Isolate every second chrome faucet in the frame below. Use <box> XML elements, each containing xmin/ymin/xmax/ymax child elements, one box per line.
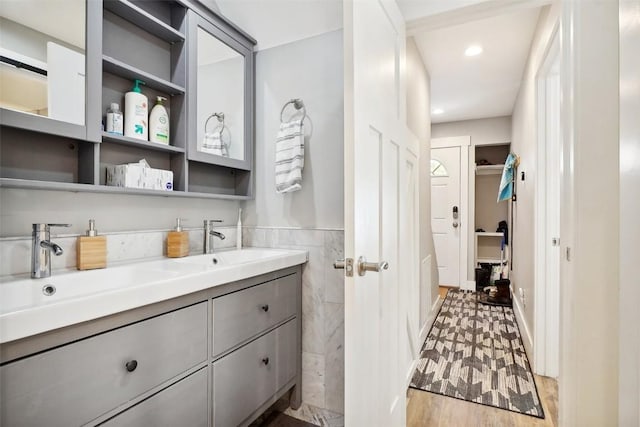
<box><xmin>203</xmin><ymin>220</ymin><xmax>225</xmax><ymax>254</ymax></box>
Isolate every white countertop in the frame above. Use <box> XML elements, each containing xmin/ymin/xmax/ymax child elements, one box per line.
<box><xmin>0</xmin><ymin>248</ymin><xmax>308</xmax><ymax>344</ymax></box>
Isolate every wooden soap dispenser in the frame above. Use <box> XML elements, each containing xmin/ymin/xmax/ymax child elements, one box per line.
<box><xmin>77</xmin><ymin>219</ymin><xmax>107</xmax><ymax>270</ymax></box>
<box><xmin>167</xmin><ymin>218</ymin><xmax>189</xmax><ymax>258</ymax></box>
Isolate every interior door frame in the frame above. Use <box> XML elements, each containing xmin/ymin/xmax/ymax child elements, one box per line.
<box><xmin>534</xmin><ymin>25</ymin><xmax>560</xmax><ymax>377</ymax></box>
<box><xmin>431</xmin><ymin>136</ymin><xmax>471</xmax><ymax>290</ymax></box>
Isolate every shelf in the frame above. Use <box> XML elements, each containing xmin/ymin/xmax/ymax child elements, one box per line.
<box><xmin>476</xmin><ymin>164</ymin><xmax>504</xmax><ymax>175</ymax></box>
<box><xmin>102</xmin><ymin>56</ymin><xmax>185</xmax><ymax>95</ymax></box>
<box><xmin>102</xmin><ymin>132</ymin><xmax>185</xmax><ymax>154</ymax></box>
<box><xmin>477</xmin><ymin>258</ymin><xmax>506</xmax><ymax>264</ymax></box>
<box><xmin>0</xmin><ymin>178</ymin><xmax>251</xmax><ymax>201</ymax></box>
<box><xmin>103</xmin><ymin>0</ymin><xmax>185</xmax><ymax>43</ymax></box>
<box><xmin>475</xmin><ymin>232</ymin><xmax>504</xmax><ymax>237</ymax></box>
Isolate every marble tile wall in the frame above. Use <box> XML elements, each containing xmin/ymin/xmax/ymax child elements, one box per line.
<box><xmin>243</xmin><ymin>227</ymin><xmax>345</xmax><ymax>415</ymax></box>
<box><xmin>0</xmin><ymin>226</ymin><xmax>237</xmax><ymax>277</ymax></box>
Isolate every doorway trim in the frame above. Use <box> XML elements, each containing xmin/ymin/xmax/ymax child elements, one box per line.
<box><xmin>534</xmin><ymin>25</ymin><xmax>560</xmax><ymax>377</ymax></box>
<box><xmin>431</xmin><ymin>136</ymin><xmax>472</xmax><ymax>290</ymax></box>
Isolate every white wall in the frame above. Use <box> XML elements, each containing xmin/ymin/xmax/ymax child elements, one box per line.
<box><xmin>0</xmin><ymin>188</ymin><xmax>240</xmax><ymax>238</ymax></box>
<box><xmin>431</xmin><ymin>116</ymin><xmax>511</xmax><ymax>146</ymax></box>
<box><xmin>560</xmin><ymin>0</ymin><xmax>620</xmax><ymax>424</ymax></box>
<box><xmin>619</xmin><ymin>0</ymin><xmax>639</xmax><ymax>424</ymax></box>
<box><xmin>510</xmin><ymin>4</ymin><xmax>559</xmax><ymax>346</ymax></box>
<box><xmin>407</xmin><ymin>37</ymin><xmax>439</xmax><ymax>321</ymax></box>
<box><xmin>243</xmin><ymin>30</ymin><xmax>344</xmax><ymax>229</ymax></box>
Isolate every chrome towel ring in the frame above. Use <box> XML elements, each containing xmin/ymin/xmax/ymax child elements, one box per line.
<box><xmin>280</xmin><ymin>99</ymin><xmax>306</xmax><ymax>123</ymax></box>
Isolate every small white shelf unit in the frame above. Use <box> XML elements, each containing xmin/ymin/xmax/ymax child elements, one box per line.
<box><xmin>475</xmin><ymin>164</ymin><xmax>505</xmax><ymax>175</ymax></box>
<box><xmin>475</xmin><ymin>232</ymin><xmax>508</xmax><ymax>266</ymax></box>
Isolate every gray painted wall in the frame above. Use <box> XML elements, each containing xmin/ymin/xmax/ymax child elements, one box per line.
<box><xmin>242</xmin><ymin>30</ymin><xmax>344</xmax><ymax>229</ymax></box>
<box><xmin>431</xmin><ymin>116</ymin><xmax>512</xmax><ymax>146</ymax></box>
<box><xmin>0</xmin><ymin>188</ymin><xmax>240</xmax><ymax>238</ymax></box>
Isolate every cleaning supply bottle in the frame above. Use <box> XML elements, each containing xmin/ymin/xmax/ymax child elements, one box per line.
<box><xmin>167</xmin><ymin>218</ymin><xmax>189</xmax><ymax>258</ymax></box>
<box><xmin>149</xmin><ymin>96</ymin><xmax>169</xmax><ymax>144</ymax></box>
<box><xmin>106</xmin><ymin>103</ymin><xmax>123</xmax><ymax>135</ymax></box>
<box><xmin>124</xmin><ymin>79</ymin><xmax>148</xmax><ymax>141</ymax></box>
<box><xmin>77</xmin><ymin>219</ymin><xmax>107</xmax><ymax>270</ymax></box>
<box><xmin>236</xmin><ymin>208</ymin><xmax>242</xmax><ymax>250</ymax></box>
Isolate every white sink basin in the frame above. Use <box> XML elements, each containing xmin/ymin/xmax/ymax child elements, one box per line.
<box><xmin>172</xmin><ymin>248</ymin><xmax>295</xmax><ymax>267</ymax></box>
<box><xmin>0</xmin><ymin>266</ymin><xmax>182</xmax><ymax>315</ymax></box>
<box><xmin>0</xmin><ymin>248</ymin><xmax>308</xmax><ymax>344</ymax></box>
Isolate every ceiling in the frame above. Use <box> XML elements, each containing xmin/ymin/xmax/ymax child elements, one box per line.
<box><xmin>214</xmin><ymin>1</ymin><xmax>541</xmax><ymax>124</ymax></box>
<box><xmin>412</xmin><ymin>7</ymin><xmax>542</xmax><ymax>123</ymax></box>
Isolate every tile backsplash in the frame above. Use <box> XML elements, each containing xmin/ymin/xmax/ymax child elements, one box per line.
<box><xmin>0</xmin><ymin>226</ymin><xmax>237</xmax><ymax>277</ymax></box>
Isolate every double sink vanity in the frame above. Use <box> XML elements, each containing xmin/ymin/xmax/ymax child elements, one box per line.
<box><xmin>0</xmin><ymin>248</ymin><xmax>308</xmax><ymax>426</ymax></box>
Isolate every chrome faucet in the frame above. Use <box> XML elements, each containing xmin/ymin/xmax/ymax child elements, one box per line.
<box><xmin>203</xmin><ymin>220</ymin><xmax>225</xmax><ymax>254</ymax></box>
<box><xmin>32</xmin><ymin>223</ymin><xmax>71</xmax><ymax>279</ymax></box>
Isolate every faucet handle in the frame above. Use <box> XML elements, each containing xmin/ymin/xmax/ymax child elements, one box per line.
<box><xmin>47</xmin><ymin>224</ymin><xmax>72</xmax><ymax>228</ymax></box>
<box><xmin>32</xmin><ymin>223</ymin><xmax>72</xmax><ymax>233</ymax></box>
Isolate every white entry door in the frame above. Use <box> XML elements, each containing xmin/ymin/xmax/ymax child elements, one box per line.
<box><xmin>343</xmin><ymin>0</ymin><xmax>408</xmax><ymax>426</ymax></box>
<box><xmin>431</xmin><ymin>146</ymin><xmax>462</xmax><ymax>287</ymax></box>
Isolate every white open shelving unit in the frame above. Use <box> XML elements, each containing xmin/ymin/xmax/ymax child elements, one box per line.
<box><xmin>475</xmin><ymin>231</ymin><xmax>508</xmax><ymax>265</ymax></box>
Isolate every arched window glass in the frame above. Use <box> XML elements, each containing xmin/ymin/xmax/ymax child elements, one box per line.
<box><xmin>430</xmin><ymin>159</ymin><xmax>448</xmax><ymax>177</ymax></box>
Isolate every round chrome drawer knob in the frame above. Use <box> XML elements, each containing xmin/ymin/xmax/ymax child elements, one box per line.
<box><xmin>262</xmin><ymin>357</ymin><xmax>270</xmax><ymax>365</ymax></box>
<box><xmin>261</xmin><ymin>304</ymin><xmax>269</xmax><ymax>312</ymax></box>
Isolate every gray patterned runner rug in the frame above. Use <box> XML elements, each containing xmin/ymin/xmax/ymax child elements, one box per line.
<box><xmin>410</xmin><ymin>290</ymin><xmax>545</xmax><ymax>418</ymax></box>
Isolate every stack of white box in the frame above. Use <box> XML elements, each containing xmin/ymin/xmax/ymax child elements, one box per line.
<box><xmin>106</xmin><ymin>159</ymin><xmax>173</xmax><ymax>191</ymax></box>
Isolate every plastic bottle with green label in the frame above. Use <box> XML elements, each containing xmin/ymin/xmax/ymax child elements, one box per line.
<box><xmin>149</xmin><ymin>96</ymin><xmax>169</xmax><ymax>144</ymax></box>
<box><xmin>124</xmin><ymin>79</ymin><xmax>148</xmax><ymax>140</ymax></box>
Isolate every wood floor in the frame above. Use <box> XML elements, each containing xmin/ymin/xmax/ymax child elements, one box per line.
<box><xmin>407</xmin><ymin>287</ymin><xmax>559</xmax><ymax>427</ymax></box>
<box><xmin>407</xmin><ymin>375</ymin><xmax>558</xmax><ymax>427</ymax></box>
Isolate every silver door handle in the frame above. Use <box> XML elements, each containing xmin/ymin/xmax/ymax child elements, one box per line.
<box><xmin>357</xmin><ymin>256</ymin><xmax>389</xmax><ymax>276</ymax></box>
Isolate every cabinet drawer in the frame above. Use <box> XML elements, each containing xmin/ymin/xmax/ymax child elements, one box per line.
<box><xmin>0</xmin><ymin>302</ymin><xmax>207</xmax><ymax>427</ymax></box>
<box><xmin>101</xmin><ymin>367</ymin><xmax>208</xmax><ymax>427</ymax></box>
<box><xmin>213</xmin><ymin>319</ymin><xmax>297</xmax><ymax>427</ymax></box>
<box><xmin>213</xmin><ymin>273</ymin><xmax>297</xmax><ymax>357</ymax></box>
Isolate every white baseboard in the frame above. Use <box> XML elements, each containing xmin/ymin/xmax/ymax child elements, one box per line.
<box><xmin>511</xmin><ymin>287</ymin><xmax>534</xmax><ymax>363</ymax></box>
<box><xmin>406</xmin><ymin>296</ymin><xmax>443</xmax><ymax>388</ymax></box>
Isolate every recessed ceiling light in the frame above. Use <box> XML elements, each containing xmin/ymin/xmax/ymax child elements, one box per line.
<box><xmin>432</xmin><ymin>108</ymin><xmax>444</xmax><ymax>115</ymax></box>
<box><xmin>465</xmin><ymin>45</ymin><xmax>483</xmax><ymax>57</ymax></box>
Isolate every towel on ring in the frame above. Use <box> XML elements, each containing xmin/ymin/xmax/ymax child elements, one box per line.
<box><xmin>201</xmin><ymin>128</ymin><xmax>228</xmax><ymax>157</ymax></box>
<box><xmin>275</xmin><ymin>118</ymin><xmax>304</xmax><ymax>193</ymax></box>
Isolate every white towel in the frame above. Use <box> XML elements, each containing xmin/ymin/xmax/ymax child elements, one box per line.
<box><xmin>201</xmin><ymin>128</ymin><xmax>228</xmax><ymax>157</ymax></box>
<box><xmin>275</xmin><ymin>118</ymin><xmax>304</xmax><ymax>193</ymax></box>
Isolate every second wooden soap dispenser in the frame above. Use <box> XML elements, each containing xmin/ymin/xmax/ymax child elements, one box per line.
<box><xmin>167</xmin><ymin>218</ymin><xmax>189</xmax><ymax>258</ymax></box>
<box><xmin>77</xmin><ymin>219</ymin><xmax>107</xmax><ymax>270</ymax></box>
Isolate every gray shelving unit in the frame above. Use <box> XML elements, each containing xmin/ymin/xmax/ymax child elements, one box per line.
<box><xmin>0</xmin><ymin>0</ymin><xmax>256</xmax><ymax>200</ymax></box>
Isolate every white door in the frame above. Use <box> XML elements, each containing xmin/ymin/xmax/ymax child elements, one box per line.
<box><xmin>344</xmin><ymin>0</ymin><xmax>408</xmax><ymax>426</ymax></box>
<box><xmin>431</xmin><ymin>146</ymin><xmax>461</xmax><ymax>287</ymax></box>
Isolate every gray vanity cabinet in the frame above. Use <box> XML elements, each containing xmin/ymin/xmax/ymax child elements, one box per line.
<box><xmin>0</xmin><ymin>266</ymin><xmax>302</xmax><ymax>427</ymax></box>
<box><xmin>0</xmin><ymin>302</ymin><xmax>207</xmax><ymax>427</ymax></box>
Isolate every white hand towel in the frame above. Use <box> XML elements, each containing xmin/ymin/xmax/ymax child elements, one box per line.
<box><xmin>201</xmin><ymin>128</ymin><xmax>228</xmax><ymax>157</ymax></box>
<box><xmin>275</xmin><ymin>118</ymin><xmax>304</xmax><ymax>193</ymax></box>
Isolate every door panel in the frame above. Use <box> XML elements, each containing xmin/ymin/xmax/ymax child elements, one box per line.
<box><xmin>431</xmin><ymin>146</ymin><xmax>461</xmax><ymax>286</ymax></box>
<box><xmin>344</xmin><ymin>0</ymin><xmax>408</xmax><ymax>425</ymax></box>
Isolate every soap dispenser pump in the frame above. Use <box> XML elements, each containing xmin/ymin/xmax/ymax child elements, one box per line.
<box><xmin>167</xmin><ymin>218</ymin><xmax>189</xmax><ymax>258</ymax></box>
<box><xmin>77</xmin><ymin>219</ymin><xmax>107</xmax><ymax>270</ymax></box>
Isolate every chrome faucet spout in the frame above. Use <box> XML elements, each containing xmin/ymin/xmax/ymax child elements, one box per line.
<box><xmin>31</xmin><ymin>223</ymin><xmax>71</xmax><ymax>279</ymax></box>
<box><xmin>40</xmin><ymin>240</ymin><xmax>64</xmax><ymax>256</ymax></box>
<box><xmin>209</xmin><ymin>230</ymin><xmax>226</xmax><ymax>240</ymax></box>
